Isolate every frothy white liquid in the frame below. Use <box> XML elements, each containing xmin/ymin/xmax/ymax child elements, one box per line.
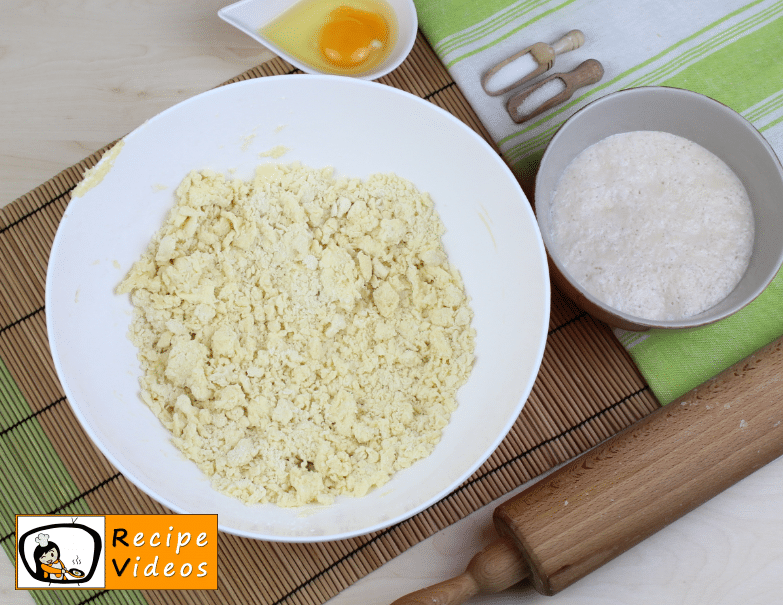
<box><xmin>550</xmin><ymin>131</ymin><xmax>754</xmax><ymax>321</ymax></box>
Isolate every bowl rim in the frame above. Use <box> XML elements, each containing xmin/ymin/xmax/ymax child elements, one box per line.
<box><xmin>535</xmin><ymin>85</ymin><xmax>783</xmax><ymax>331</ymax></box>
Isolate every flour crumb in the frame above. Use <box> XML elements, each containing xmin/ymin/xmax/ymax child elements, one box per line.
<box><xmin>73</xmin><ymin>140</ymin><xmax>125</xmax><ymax>198</ymax></box>
<box><xmin>739</xmin><ymin>419</ymin><xmax>747</xmax><ymax>429</ymax></box>
<box><xmin>260</xmin><ymin>145</ymin><xmax>290</xmax><ymax>159</ymax></box>
<box><xmin>117</xmin><ymin>163</ymin><xmax>476</xmax><ymax>506</ymax></box>
<box><xmin>241</xmin><ymin>133</ymin><xmax>256</xmax><ymax>152</ymax></box>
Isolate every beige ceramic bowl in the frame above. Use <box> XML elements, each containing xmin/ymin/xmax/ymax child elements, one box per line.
<box><xmin>535</xmin><ymin>86</ymin><xmax>783</xmax><ymax>331</ymax></box>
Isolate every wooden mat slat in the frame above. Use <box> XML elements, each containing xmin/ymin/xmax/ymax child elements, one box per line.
<box><xmin>218</xmin><ymin>535</ymin><xmax>281</xmax><ymax>602</ymax></box>
<box><xmin>549</xmin><ymin>287</ymin><xmax>583</xmax><ymax>328</ymax></box>
<box><xmin>38</xmin><ymin>399</ymin><xmax>119</xmax><ymax>492</ymax></box>
<box><xmin>0</xmin><ymin>243</ymin><xmax>44</xmax><ymax>326</ymax></box>
<box><xmin>0</xmin><ymin>33</ymin><xmax>660</xmax><ymax>605</ymax></box>
<box><xmin>378</xmin><ymin>32</ymin><xmax>452</xmax><ymax>97</ymax></box>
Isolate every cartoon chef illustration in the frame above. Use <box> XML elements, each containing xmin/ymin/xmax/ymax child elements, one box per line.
<box><xmin>33</xmin><ymin>533</ymin><xmax>83</xmax><ymax>582</ymax></box>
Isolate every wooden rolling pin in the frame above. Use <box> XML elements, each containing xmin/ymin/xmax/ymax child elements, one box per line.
<box><xmin>392</xmin><ymin>335</ymin><xmax>783</xmax><ymax>603</ymax></box>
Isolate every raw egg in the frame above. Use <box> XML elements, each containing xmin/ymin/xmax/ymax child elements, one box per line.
<box><xmin>260</xmin><ymin>0</ymin><xmax>397</xmax><ymax>76</ymax></box>
<box><xmin>319</xmin><ymin>7</ymin><xmax>389</xmax><ymax>68</ymax></box>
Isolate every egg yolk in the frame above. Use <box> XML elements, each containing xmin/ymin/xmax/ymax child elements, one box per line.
<box><xmin>319</xmin><ymin>6</ymin><xmax>389</xmax><ymax>68</ymax></box>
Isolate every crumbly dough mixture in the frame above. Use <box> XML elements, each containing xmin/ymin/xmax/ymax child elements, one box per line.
<box><xmin>117</xmin><ymin>163</ymin><xmax>475</xmax><ymax>506</ymax></box>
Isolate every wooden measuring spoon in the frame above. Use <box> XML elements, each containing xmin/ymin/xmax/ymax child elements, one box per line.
<box><xmin>481</xmin><ymin>30</ymin><xmax>585</xmax><ymax>96</ymax></box>
<box><xmin>391</xmin><ymin>334</ymin><xmax>783</xmax><ymax>603</ymax></box>
<box><xmin>506</xmin><ymin>58</ymin><xmax>604</xmax><ymax>123</ymax></box>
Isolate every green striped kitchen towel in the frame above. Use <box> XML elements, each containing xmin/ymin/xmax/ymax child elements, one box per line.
<box><xmin>413</xmin><ymin>0</ymin><xmax>783</xmax><ymax>404</ymax></box>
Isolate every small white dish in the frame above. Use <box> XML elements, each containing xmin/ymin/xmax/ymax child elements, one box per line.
<box><xmin>218</xmin><ymin>0</ymin><xmax>418</xmax><ymax>80</ymax></box>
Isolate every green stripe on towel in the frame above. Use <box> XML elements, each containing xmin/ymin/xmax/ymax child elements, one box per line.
<box><xmin>416</xmin><ymin>0</ymin><xmax>534</xmax><ymax>47</ymax></box>
<box><xmin>660</xmin><ymin>17</ymin><xmax>783</xmax><ymax>112</ymax></box>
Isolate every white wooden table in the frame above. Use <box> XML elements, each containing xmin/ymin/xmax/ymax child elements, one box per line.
<box><xmin>2</xmin><ymin>3</ymin><xmax>781</xmax><ymax>604</ymax></box>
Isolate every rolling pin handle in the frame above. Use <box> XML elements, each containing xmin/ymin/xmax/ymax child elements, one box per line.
<box><xmin>389</xmin><ymin>536</ymin><xmax>529</xmax><ymax>605</ymax></box>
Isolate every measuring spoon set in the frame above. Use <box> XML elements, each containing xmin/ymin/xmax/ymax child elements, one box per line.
<box><xmin>481</xmin><ymin>30</ymin><xmax>604</xmax><ymax>123</ymax></box>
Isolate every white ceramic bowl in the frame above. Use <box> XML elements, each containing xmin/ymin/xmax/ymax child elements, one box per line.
<box><xmin>218</xmin><ymin>0</ymin><xmax>417</xmax><ymax>80</ymax></box>
<box><xmin>46</xmin><ymin>75</ymin><xmax>550</xmax><ymax>541</ymax></box>
<box><xmin>535</xmin><ymin>87</ymin><xmax>783</xmax><ymax>331</ymax></box>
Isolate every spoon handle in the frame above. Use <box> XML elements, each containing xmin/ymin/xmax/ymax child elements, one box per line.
<box><xmin>550</xmin><ymin>29</ymin><xmax>585</xmax><ymax>55</ymax></box>
<box><xmin>560</xmin><ymin>57</ymin><xmax>604</xmax><ymax>90</ymax></box>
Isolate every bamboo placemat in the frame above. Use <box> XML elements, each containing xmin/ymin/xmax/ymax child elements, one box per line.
<box><xmin>0</xmin><ymin>32</ymin><xmax>660</xmax><ymax>605</ymax></box>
